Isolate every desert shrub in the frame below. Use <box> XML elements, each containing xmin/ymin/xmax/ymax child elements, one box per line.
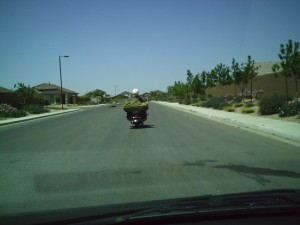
<box><xmin>234</xmin><ymin>102</ymin><xmax>243</xmax><ymax>108</ymax></box>
<box><xmin>201</xmin><ymin>97</ymin><xmax>227</xmax><ymax>110</ymax></box>
<box><xmin>232</xmin><ymin>96</ymin><xmax>243</xmax><ymax>103</ymax></box>
<box><xmin>185</xmin><ymin>98</ymin><xmax>192</xmax><ymax>105</ymax></box>
<box><xmin>191</xmin><ymin>101</ymin><xmax>201</xmax><ymax>107</ymax></box>
<box><xmin>0</xmin><ymin>103</ymin><xmax>26</xmax><ymax>118</ymax></box>
<box><xmin>218</xmin><ymin>101</ymin><xmax>230</xmax><ymax>110</ymax></box>
<box><xmin>245</xmin><ymin>101</ymin><xmax>254</xmax><ymax>107</ymax></box>
<box><xmin>241</xmin><ymin>106</ymin><xmax>255</xmax><ymax>114</ymax></box>
<box><xmin>200</xmin><ymin>101</ymin><xmax>210</xmax><ymax>108</ymax></box>
<box><xmin>199</xmin><ymin>95</ymin><xmax>207</xmax><ymax>101</ymax></box>
<box><xmin>179</xmin><ymin>98</ymin><xmax>192</xmax><ymax>105</ymax></box>
<box><xmin>27</xmin><ymin>104</ymin><xmax>49</xmax><ymax>114</ymax></box>
<box><xmin>223</xmin><ymin>106</ymin><xmax>235</xmax><ymax>112</ymax></box>
<box><xmin>224</xmin><ymin>95</ymin><xmax>234</xmax><ymax>101</ymax></box>
<box><xmin>191</xmin><ymin>98</ymin><xmax>199</xmax><ymax>104</ymax></box>
<box><xmin>278</xmin><ymin>101</ymin><xmax>300</xmax><ymax>117</ymax></box>
<box><xmin>259</xmin><ymin>94</ymin><xmax>287</xmax><ymax>115</ymax></box>
<box><xmin>46</xmin><ymin>105</ymin><xmax>61</xmax><ymax>110</ymax></box>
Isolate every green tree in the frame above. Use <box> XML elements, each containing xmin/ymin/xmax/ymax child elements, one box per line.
<box><xmin>242</xmin><ymin>55</ymin><xmax>259</xmax><ymax>101</ymax></box>
<box><xmin>231</xmin><ymin>57</ymin><xmax>258</xmax><ymax>100</ymax></box>
<box><xmin>186</xmin><ymin>70</ymin><xmax>194</xmax><ymax>97</ymax></box>
<box><xmin>13</xmin><ymin>83</ymin><xmax>35</xmax><ymax>109</ymax></box>
<box><xmin>272</xmin><ymin>39</ymin><xmax>300</xmax><ymax>99</ymax></box>
<box><xmin>85</xmin><ymin>89</ymin><xmax>106</xmax><ymax>98</ymax></box>
<box><xmin>212</xmin><ymin>63</ymin><xmax>232</xmax><ymax>96</ymax></box>
<box><xmin>206</xmin><ymin>70</ymin><xmax>218</xmax><ymax>88</ymax></box>
<box><xmin>238</xmin><ymin>59</ymin><xmax>252</xmax><ymax>98</ymax></box>
<box><xmin>199</xmin><ymin>71</ymin><xmax>209</xmax><ymax>88</ymax></box>
<box><xmin>185</xmin><ymin>70</ymin><xmax>205</xmax><ymax>98</ymax></box>
<box><xmin>192</xmin><ymin>73</ymin><xmax>204</xmax><ymax>96</ymax></box>
<box><xmin>186</xmin><ymin>69</ymin><xmax>194</xmax><ymax>85</ymax></box>
<box><xmin>167</xmin><ymin>81</ymin><xmax>187</xmax><ymax>100</ymax></box>
<box><xmin>149</xmin><ymin>90</ymin><xmax>167</xmax><ymax>101</ymax></box>
<box><xmin>231</xmin><ymin>58</ymin><xmax>243</xmax><ymax>97</ymax></box>
<box><xmin>291</xmin><ymin>48</ymin><xmax>300</xmax><ymax>99</ymax></box>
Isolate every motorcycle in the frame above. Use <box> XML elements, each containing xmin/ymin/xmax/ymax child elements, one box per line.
<box><xmin>128</xmin><ymin>111</ymin><xmax>147</xmax><ymax>128</ymax></box>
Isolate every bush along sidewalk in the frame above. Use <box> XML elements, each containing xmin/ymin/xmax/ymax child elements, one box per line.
<box><xmin>169</xmin><ymin>94</ymin><xmax>300</xmax><ymax>120</ymax></box>
<box><xmin>241</xmin><ymin>106</ymin><xmax>255</xmax><ymax>114</ymax></box>
<box><xmin>177</xmin><ymin>94</ymin><xmax>299</xmax><ymax>118</ymax></box>
<box><xmin>0</xmin><ymin>103</ymin><xmax>26</xmax><ymax>118</ymax></box>
<box><xmin>258</xmin><ymin>94</ymin><xmax>288</xmax><ymax>115</ymax></box>
<box><xmin>26</xmin><ymin>104</ymin><xmax>50</xmax><ymax>114</ymax></box>
<box><xmin>0</xmin><ymin>103</ymin><xmax>51</xmax><ymax>119</ymax></box>
<box><xmin>278</xmin><ymin>101</ymin><xmax>300</xmax><ymax>117</ymax></box>
<box><xmin>201</xmin><ymin>97</ymin><xmax>229</xmax><ymax>110</ymax></box>
<box><xmin>258</xmin><ymin>94</ymin><xmax>299</xmax><ymax>117</ymax></box>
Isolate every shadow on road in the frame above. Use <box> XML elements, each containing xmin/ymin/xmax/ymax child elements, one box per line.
<box><xmin>184</xmin><ymin>160</ymin><xmax>218</xmax><ymax>166</ymax></box>
<box><xmin>214</xmin><ymin>164</ymin><xmax>300</xmax><ymax>178</ymax></box>
<box><xmin>130</xmin><ymin>124</ymin><xmax>155</xmax><ymax>129</ymax></box>
<box><xmin>214</xmin><ymin>164</ymin><xmax>300</xmax><ymax>186</ymax></box>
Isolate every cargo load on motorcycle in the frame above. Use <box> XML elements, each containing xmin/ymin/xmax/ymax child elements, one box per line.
<box><xmin>124</xmin><ymin>88</ymin><xmax>149</xmax><ymax>127</ymax></box>
<box><xmin>123</xmin><ymin>98</ymin><xmax>149</xmax><ymax>112</ymax></box>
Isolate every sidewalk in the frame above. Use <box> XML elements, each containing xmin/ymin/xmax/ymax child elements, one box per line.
<box><xmin>155</xmin><ymin>101</ymin><xmax>300</xmax><ymax>144</ymax></box>
<box><xmin>0</xmin><ymin>104</ymin><xmax>110</xmax><ymax>126</ymax></box>
<box><xmin>0</xmin><ymin>108</ymin><xmax>80</xmax><ymax>126</ymax></box>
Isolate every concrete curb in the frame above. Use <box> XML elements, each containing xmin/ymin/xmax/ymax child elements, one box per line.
<box><xmin>154</xmin><ymin>101</ymin><xmax>300</xmax><ymax>144</ymax></box>
<box><xmin>0</xmin><ymin>108</ymin><xmax>80</xmax><ymax>126</ymax></box>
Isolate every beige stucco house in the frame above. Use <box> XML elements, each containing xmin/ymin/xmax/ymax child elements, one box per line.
<box><xmin>34</xmin><ymin>83</ymin><xmax>78</xmax><ymax>104</ymax></box>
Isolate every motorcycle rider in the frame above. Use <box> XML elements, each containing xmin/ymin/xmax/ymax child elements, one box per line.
<box><xmin>126</xmin><ymin>88</ymin><xmax>147</xmax><ymax>120</ymax></box>
<box><xmin>131</xmin><ymin>88</ymin><xmax>144</xmax><ymax>102</ymax></box>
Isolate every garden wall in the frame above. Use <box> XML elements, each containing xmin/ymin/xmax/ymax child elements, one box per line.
<box><xmin>206</xmin><ymin>73</ymin><xmax>299</xmax><ymax>98</ymax></box>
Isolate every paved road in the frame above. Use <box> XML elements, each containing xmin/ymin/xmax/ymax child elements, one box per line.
<box><xmin>1</xmin><ymin>103</ymin><xmax>300</xmax><ymax>215</ymax></box>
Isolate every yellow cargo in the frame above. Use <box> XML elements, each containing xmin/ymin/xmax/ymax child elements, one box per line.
<box><xmin>123</xmin><ymin>99</ymin><xmax>149</xmax><ymax>112</ymax></box>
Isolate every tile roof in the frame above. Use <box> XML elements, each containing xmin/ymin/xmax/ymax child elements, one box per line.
<box><xmin>34</xmin><ymin>83</ymin><xmax>78</xmax><ymax>94</ymax></box>
<box><xmin>0</xmin><ymin>86</ymin><xmax>13</xmax><ymax>93</ymax></box>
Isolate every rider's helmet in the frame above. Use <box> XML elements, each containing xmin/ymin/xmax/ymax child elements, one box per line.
<box><xmin>132</xmin><ymin>88</ymin><xmax>139</xmax><ymax>96</ymax></box>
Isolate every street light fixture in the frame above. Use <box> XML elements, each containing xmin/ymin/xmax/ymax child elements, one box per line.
<box><xmin>59</xmin><ymin>55</ymin><xmax>69</xmax><ymax>109</ymax></box>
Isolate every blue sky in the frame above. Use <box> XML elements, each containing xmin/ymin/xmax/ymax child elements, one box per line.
<box><xmin>1</xmin><ymin>0</ymin><xmax>300</xmax><ymax>95</ymax></box>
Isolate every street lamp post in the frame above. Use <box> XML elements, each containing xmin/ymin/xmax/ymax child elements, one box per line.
<box><xmin>59</xmin><ymin>55</ymin><xmax>69</xmax><ymax>109</ymax></box>
<box><xmin>115</xmin><ymin>85</ymin><xmax>118</xmax><ymax>97</ymax></box>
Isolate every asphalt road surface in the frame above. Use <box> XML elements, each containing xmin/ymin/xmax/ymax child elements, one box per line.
<box><xmin>1</xmin><ymin>102</ymin><xmax>300</xmax><ymax>215</ymax></box>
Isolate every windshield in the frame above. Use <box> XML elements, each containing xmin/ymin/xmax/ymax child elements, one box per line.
<box><xmin>1</xmin><ymin>0</ymin><xmax>300</xmax><ymax>220</ymax></box>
